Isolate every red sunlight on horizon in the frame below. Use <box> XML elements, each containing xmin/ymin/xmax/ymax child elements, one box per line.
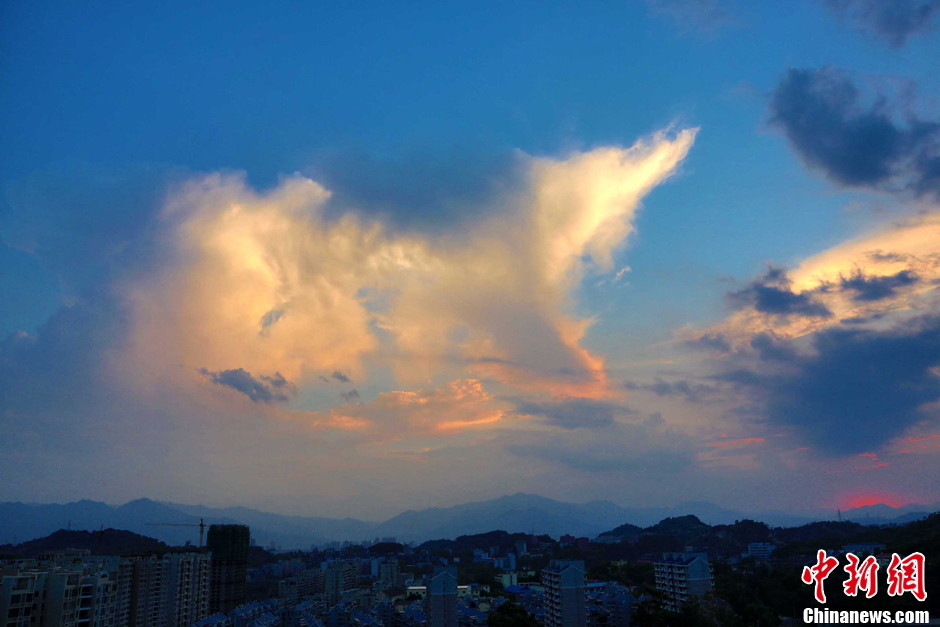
<box><xmin>839</xmin><ymin>493</ymin><xmax>912</xmax><ymax>509</ymax></box>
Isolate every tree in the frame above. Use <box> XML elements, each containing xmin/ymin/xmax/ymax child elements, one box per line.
<box><xmin>486</xmin><ymin>601</ymin><xmax>539</xmax><ymax>627</ymax></box>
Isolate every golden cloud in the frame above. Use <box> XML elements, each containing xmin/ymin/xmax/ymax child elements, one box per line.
<box><xmin>124</xmin><ymin>129</ymin><xmax>697</xmax><ymax>398</ymax></box>
<box><xmin>300</xmin><ymin>379</ymin><xmax>510</xmax><ymax>442</ymax></box>
<box><xmin>693</xmin><ymin>210</ymin><xmax>940</xmax><ymax>347</ymax></box>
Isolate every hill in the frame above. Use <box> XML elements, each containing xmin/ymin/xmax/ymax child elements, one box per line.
<box><xmin>419</xmin><ymin>530</ymin><xmax>544</xmax><ymax>554</ymax></box>
<box><xmin>0</xmin><ymin>528</ymin><xmax>169</xmax><ymax>558</ymax></box>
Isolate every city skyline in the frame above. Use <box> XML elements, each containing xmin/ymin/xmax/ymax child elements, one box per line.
<box><xmin>2</xmin><ymin>1</ymin><xmax>939</xmax><ymax>520</ymax></box>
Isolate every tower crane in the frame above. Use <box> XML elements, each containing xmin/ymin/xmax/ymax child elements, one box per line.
<box><xmin>146</xmin><ymin>518</ymin><xmax>207</xmax><ymax>547</ymax></box>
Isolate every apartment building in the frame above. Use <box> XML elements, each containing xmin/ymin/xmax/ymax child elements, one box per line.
<box><xmin>425</xmin><ymin>566</ymin><xmax>458</xmax><ymax>627</ymax></box>
<box><xmin>322</xmin><ymin>562</ymin><xmax>357</xmax><ymax>606</ymax></box>
<box><xmin>206</xmin><ymin>526</ymin><xmax>250</xmax><ymax>615</ymax></box>
<box><xmin>1</xmin><ymin>553</ymin><xmax>210</xmax><ymax>627</ymax></box>
<box><xmin>0</xmin><ymin>574</ymin><xmax>36</xmax><ymax>627</ymax></box>
<box><xmin>653</xmin><ymin>552</ymin><xmax>713</xmax><ymax>611</ymax></box>
<box><xmin>541</xmin><ymin>560</ymin><xmax>587</xmax><ymax>627</ymax></box>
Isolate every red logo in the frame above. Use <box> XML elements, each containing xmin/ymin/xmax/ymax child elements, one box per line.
<box><xmin>886</xmin><ymin>552</ymin><xmax>927</xmax><ymax>602</ymax></box>
<box><xmin>802</xmin><ymin>550</ymin><xmax>840</xmax><ymax>603</ymax></box>
<box><xmin>843</xmin><ymin>554</ymin><xmax>879</xmax><ymax>598</ymax></box>
<box><xmin>801</xmin><ymin>551</ymin><xmax>927</xmax><ymax>603</ymax></box>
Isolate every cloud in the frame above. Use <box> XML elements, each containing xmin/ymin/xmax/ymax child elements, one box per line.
<box><xmin>306</xmin><ymin>149</ymin><xmax>525</xmax><ymax>233</ymax></box>
<box><xmin>729</xmin><ymin>267</ymin><xmax>832</xmax><ymax>318</ymax></box>
<box><xmin>0</xmin><ymin>164</ymin><xmax>186</xmax><ymax>300</ymax></box>
<box><xmin>689</xmin><ymin>211</ymin><xmax>940</xmax><ymax>348</ymax></box>
<box><xmin>198</xmin><ymin>367</ymin><xmax>296</xmax><ymax>404</ymax></box>
<box><xmin>302</xmin><ymin>379</ymin><xmax>509</xmax><ymax>440</ymax></box>
<box><xmin>507</xmin><ymin>412</ymin><xmax>698</xmax><ymax>473</ymax></box>
<box><xmin>839</xmin><ymin>269</ymin><xmax>920</xmax><ymax>302</ymax></box>
<box><xmin>643</xmin><ymin>0</ymin><xmax>739</xmax><ymax>35</ymax></box>
<box><xmin>125</xmin><ymin>128</ymin><xmax>697</xmax><ymax>397</ymax></box>
<box><xmin>0</xmin><ymin>304</ymin><xmax>117</xmax><ymax>415</ymax></box>
<box><xmin>512</xmin><ymin>398</ymin><xmax>632</xmax><ymax>430</ymax></box>
<box><xmin>331</xmin><ymin>370</ymin><xmax>351</xmax><ymax>383</ymax></box>
<box><xmin>706</xmin><ymin>435</ymin><xmax>765</xmax><ymax>448</ymax></box>
<box><xmin>769</xmin><ymin>67</ymin><xmax>940</xmax><ymax>197</ymax></box>
<box><xmin>750</xmin><ymin>332</ymin><xmax>798</xmax><ymax>362</ymax></box>
<box><xmin>822</xmin><ymin>0</ymin><xmax>940</xmax><ymax>47</ymax></box>
<box><xmin>723</xmin><ymin>316</ymin><xmax>940</xmax><ymax>455</ymax></box>
<box><xmin>684</xmin><ymin>332</ymin><xmax>732</xmax><ymax>353</ymax></box>
<box><xmin>625</xmin><ymin>378</ymin><xmax>721</xmax><ymax>403</ymax></box>
<box><xmin>682</xmin><ymin>208</ymin><xmax>940</xmax><ymax>456</ymax></box>
<box><xmin>0</xmin><ymin>130</ymin><xmax>720</xmax><ymax>513</ymax></box>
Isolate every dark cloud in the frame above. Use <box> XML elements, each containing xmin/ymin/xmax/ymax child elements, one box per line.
<box><xmin>769</xmin><ymin>67</ymin><xmax>940</xmax><ymax>197</ymax></box>
<box><xmin>625</xmin><ymin>378</ymin><xmax>721</xmax><ymax>403</ymax></box>
<box><xmin>868</xmin><ymin>250</ymin><xmax>913</xmax><ymax>264</ymax></box>
<box><xmin>684</xmin><ymin>332</ymin><xmax>732</xmax><ymax>353</ymax></box>
<box><xmin>198</xmin><ymin>368</ymin><xmax>296</xmax><ymax>404</ymax></box>
<box><xmin>714</xmin><ymin>369</ymin><xmax>772</xmax><ymax>388</ymax></box>
<box><xmin>726</xmin><ymin>316</ymin><xmax>940</xmax><ymax>454</ymax></box>
<box><xmin>308</xmin><ymin>149</ymin><xmax>524</xmax><ymax>234</ymax></box>
<box><xmin>331</xmin><ymin>371</ymin><xmax>351</xmax><ymax>383</ymax></box>
<box><xmin>840</xmin><ymin>313</ymin><xmax>886</xmax><ymax>325</ymax></box>
<box><xmin>259</xmin><ymin>309</ymin><xmax>285</xmax><ymax>332</ymax></box>
<box><xmin>839</xmin><ymin>269</ymin><xmax>919</xmax><ymax>302</ymax></box>
<box><xmin>341</xmin><ymin>389</ymin><xmax>361</xmax><ymax>403</ymax></box>
<box><xmin>1</xmin><ymin>165</ymin><xmax>186</xmax><ymax>300</ymax></box>
<box><xmin>729</xmin><ymin>267</ymin><xmax>832</xmax><ymax>318</ymax></box>
<box><xmin>823</xmin><ymin>0</ymin><xmax>940</xmax><ymax>47</ymax></box>
<box><xmin>507</xmin><ymin>413</ymin><xmax>696</xmax><ymax>473</ymax></box>
<box><xmin>513</xmin><ymin>398</ymin><xmax>633</xmax><ymax>430</ymax></box>
<box><xmin>0</xmin><ymin>303</ymin><xmax>118</xmax><ymax>414</ymax></box>
<box><xmin>750</xmin><ymin>332</ymin><xmax>798</xmax><ymax>362</ymax></box>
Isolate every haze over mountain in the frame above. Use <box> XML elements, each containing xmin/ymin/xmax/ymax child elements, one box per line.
<box><xmin>1</xmin><ymin>494</ymin><xmax>936</xmax><ymax>549</ymax></box>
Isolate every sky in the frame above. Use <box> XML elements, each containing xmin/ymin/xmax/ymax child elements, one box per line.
<box><xmin>1</xmin><ymin>0</ymin><xmax>939</xmax><ymax>520</ymax></box>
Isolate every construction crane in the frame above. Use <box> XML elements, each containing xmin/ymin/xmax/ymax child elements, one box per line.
<box><xmin>146</xmin><ymin>518</ymin><xmax>207</xmax><ymax>547</ymax></box>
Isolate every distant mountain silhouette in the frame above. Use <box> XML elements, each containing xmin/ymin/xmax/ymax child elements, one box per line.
<box><xmin>371</xmin><ymin>493</ymin><xmax>632</xmax><ymax>542</ymax></box>
<box><xmin>1</xmin><ymin>494</ymin><xmax>936</xmax><ymax>548</ymax></box>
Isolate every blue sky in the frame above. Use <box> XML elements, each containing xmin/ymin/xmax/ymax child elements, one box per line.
<box><xmin>2</xmin><ymin>0</ymin><xmax>939</xmax><ymax>518</ymax></box>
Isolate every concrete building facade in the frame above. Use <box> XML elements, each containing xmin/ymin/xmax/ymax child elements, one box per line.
<box><xmin>425</xmin><ymin>566</ymin><xmax>457</xmax><ymax>627</ymax></box>
<box><xmin>206</xmin><ymin>526</ymin><xmax>250</xmax><ymax>615</ymax></box>
<box><xmin>541</xmin><ymin>560</ymin><xmax>586</xmax><ymax>627</ymax></box>
<box><xmin>653</xmin><ymin>552</ymin><xmax>713</xmax><ymax>611</ymax></box>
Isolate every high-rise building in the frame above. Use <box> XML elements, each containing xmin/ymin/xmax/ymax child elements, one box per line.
<box><xmin>541</xmin><ymin>560</ymin><xmax>586</xmax><ymax>627</ymax></box>
<box><xmin>377</xmin><ymin>562</ymin><xmax>398</xmax><ymax>590</ymax></box>
<box><xmin>1</xmin><ymin>553</ymin><xmax>209</xmax><ymax>627</ymax></box>
<box><xmin>80</xmin><ymin>572</ymin><xmax>117</xmax><ymax>627</ymax></box>
<box><xmin>38</xmin><ymin>570</ymin><xmax>83</xmax><ymax>627</ymax></box>
<box><xmin>653</xmin><ymin>552</ymin><xmax>713</xmax><ymax>611</ymax></box>
<box><xmin>424</xmin><ymin>566</ymin><xmax>457</xmax><ymax>627</ymax></box>
<box><xmin>206</xmin><ymin>525</ymin><xmax>250</xmax><ymax>615</ymax></box>
<box><xmin>322</xmin><ymin>562</ymin><xmax>357</xmax><ymax>606</ymax></box>
<box><xmin>128</xmin><ymin>553</ymin><xmax>212</xmax><ymax>627</ymax></box>
<box><xmin>0</xmin><ymin>573</ymin><xmax>37</xmax><ymax>627</ymax></box>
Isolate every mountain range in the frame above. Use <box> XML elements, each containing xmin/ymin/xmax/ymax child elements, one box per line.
<box><xmin>1</xmin><ymin>493</ymin><xmax>936</xmax><ymax>549</ymax></box>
